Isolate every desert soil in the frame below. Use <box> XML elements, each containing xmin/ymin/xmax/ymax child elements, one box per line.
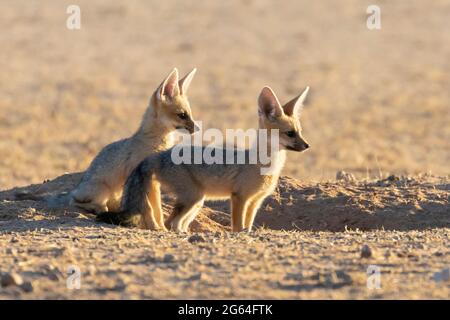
<box><xmin>0</xmin><ymin>1</ymin><xmax>449</xmax><ymax>299</ymax></box>
<box><xmin>0</xmin><ymin>174</ymin><xmax>449</xmax><ymax>299</ymax></box>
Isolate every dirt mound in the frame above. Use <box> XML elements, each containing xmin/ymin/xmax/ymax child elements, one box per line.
<box><xmin>252</xmin><ymin>176</ymin><xmax>450</xmax><ymax>231</ymax></box>
<box><xmin>1</xmin><ymin>173</ymin><xmax>448</xmax><ymax>233</ymax></box>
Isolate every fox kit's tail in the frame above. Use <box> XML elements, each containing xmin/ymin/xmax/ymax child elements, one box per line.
<box><xmin>14</xmin><ymin>191</ymin><xmax>47</xmax><ymax>201</ymax></box>
<box><xmin>14</xmin><ymin>191</ymin><xmax>71</xmax><ymax>208</ymax></box>
<box><xmin>96</xmin><ymin>156</ymin><xmax>159</xmax><ymax>228</ymax></box>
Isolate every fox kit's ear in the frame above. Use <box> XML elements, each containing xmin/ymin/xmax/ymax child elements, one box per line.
<box><xmin>178</xmin><ymin>68</ymin><xmax>197</xmax><ymax>96</ymax></box>
<box><xmin>283</xmin><ymin>86</ymin><xmax>310</xmax><ymax>117</ymax></box>
<box><xmin>258</xmin><ymin>86</ymin><xmax>283</xmax><ymax>119</ymax></box>
<box><xmin>157</xmin><ymin>68</ymin><xmax>180</xmax><ymax>101</ymax></box>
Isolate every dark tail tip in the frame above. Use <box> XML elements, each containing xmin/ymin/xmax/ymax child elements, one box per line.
<box><xmin>14</xmin><ymin>191</ymin><xmax>44</xmax><ymax>201</ymax></box>
<box><xmin>96</xmin><ymin>211</ymin><xmax>139</xmax><ymax>227</ymax></box>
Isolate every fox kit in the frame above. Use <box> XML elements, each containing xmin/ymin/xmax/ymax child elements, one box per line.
<box><xmin>97</xmin><ymin>86</ymin><xmax>310</xmax><ymax>232</ymax></box>
<box><xmin>16</xmin><ymin>68</ymin><xmax>199</xmax><ymax>222</ymax></box>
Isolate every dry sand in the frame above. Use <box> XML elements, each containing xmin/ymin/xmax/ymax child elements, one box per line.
<box><xmin>0</xmin><ymin>1</ymin><xmax>449</xmax><ymax>299</ymax></box>
<box><xmin>0</xmin><ymin>174</ymin><xmax>448</xmax><ymax>299</ymax></box>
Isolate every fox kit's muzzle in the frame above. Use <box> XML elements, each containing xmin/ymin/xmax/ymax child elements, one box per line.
<box><xmin>176</xmin><ymin>119</ymin><xmax>199</xmax><ymax>134</ymax></box>
<box><xmin>294</xmin><ymin>139</ymin><xmax>310</xmax><ymax>152</ymax></box>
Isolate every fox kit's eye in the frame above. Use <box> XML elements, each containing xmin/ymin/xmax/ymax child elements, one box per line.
<box><xmin>177</xmin><ymin>112</ymin><xmax>188</xmax><ymax>120</ymax></box>
<box><xmin>285</xmin><ymin>130</ymin><xmax>296</xmax><ymax>138</ymax></box>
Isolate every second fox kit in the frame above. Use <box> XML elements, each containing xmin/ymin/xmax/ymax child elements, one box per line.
<box><xmin>16</xmin><ymin>68</ymin><xmax>198</xmax><ymax>217</ymax></box>
<box><xmin>97</xmin><ymin>86</ymin><xmax>310</xmax><ymax>232</ymax></box>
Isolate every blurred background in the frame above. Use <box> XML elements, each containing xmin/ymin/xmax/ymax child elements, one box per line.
<box><xmin>0</xmin><ymin>0</ymin><xmax>449</xmax><ymax>189</ymax></box>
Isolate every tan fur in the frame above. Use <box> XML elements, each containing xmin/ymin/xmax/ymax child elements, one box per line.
<box><xmin>165</xmin><ymin>86</ymin><xmax>310</xmax><ymax>232</ymax></box>
<box><xmin>69</xmin><ymin>68</ymin><xmax>199</xmax><ymax>223</ymax></box>
<box><xmin>102</xmin><ymin>86</ymin><xmax>310</xmax><ymax>232</ymax></box>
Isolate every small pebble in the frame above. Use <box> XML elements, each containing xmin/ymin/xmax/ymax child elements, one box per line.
<box><xmin>188</xmin><ymin>234</ymin><xmax>206</xmax><ymax>243</ymax></box>
<box><xmin>5</xmin><ymin>248</ymin><xmax>18</xmax><ymax>256</ymax></box>
<box><xmin>336</xmin><ymin>170</ymin><xmax>356</xmax><ymax>183</ymax></box>
<box><xmin>361</xmin><ymin>245</ymin><xmax>372</xmax><ymax>258</ymax></box>
<box><xmin>1</xmin><ymin>272</ymin><xmax>24</xmax><ymax>287</ymax></box>
<box><xmin>431</xmin><ymin>268</ymin><xmax>450</xmax><ymax>283</ymax></box>
<box><xmin>163</xmin><ymin>254</ymin><xmax>175</xmax><ymax>263</ymax></box>
<box><xmin>20</xmin><ymin>281</ymin><xmax>34</xmax><ymax>293</ymax></box>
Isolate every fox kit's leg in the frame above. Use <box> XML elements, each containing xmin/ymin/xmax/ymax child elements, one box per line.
<box><xmin>243</xmin><ymin>193</ymin><xmax>267</xmax><ymax>231</ymax></box>
<box><xmin>165</xmin><ymin>203</ymin><xmax>181</xmax><ymax>230</ymax></box>
<box><xmin>231</xmin><ymin>194</ymin><xmax>249</xmax><ymax>232</ymax></box>
<box><xmin>141</xmin><ymin>195</ymin><xmax>160</xmax><ymax>230</ymax></box>
<box><xmin>148</xmin><ymin>180</ymin><xmax>167</xmax><ymax>231</ymax></box>
<box><xmin>167</xmin><ymin>192</ymin><xmax>204</xmax><ymax>232</ymax></box>
<box><xmin>180</xmin><ymin>199</ymin><xmax>205</xmax><ymax>232</ymax></box>
<box><xmin>169</xmin><ymin>198</ymin><xmax>204</xmax><ymax>232</ymax></box>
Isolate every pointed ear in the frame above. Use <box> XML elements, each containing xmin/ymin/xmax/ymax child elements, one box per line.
<box><xmin>157</xmin><ymin>68</ymin><xmax>180</xmax><ymax>101</ymax></box>
<box><xmin>282</xmin><ymin>86</ymin><xmax>309</xmax><ymax>117</ymax></box>
<box><xmin>258</xmin><ymin>86</ymin><xmax>283</xmax><ymax>119</ymax></box>
<box><xmin>178</xmin><ymin>68</ymin><xmax>197</xmax><ymax>96</ymax></box>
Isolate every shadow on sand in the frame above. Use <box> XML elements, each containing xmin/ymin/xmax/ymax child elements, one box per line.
<box><xmin>0</xmin><ymin>174</ymin><xmax>449</xmax><ymax>233</ymax></box>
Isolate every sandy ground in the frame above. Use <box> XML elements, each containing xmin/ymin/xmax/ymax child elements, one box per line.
<box><xmin>0</xmin><ymin>174</ymin><xmax>448</xmax><ymax>299</ymax></box>
<box><xmin>0</xmin><ymin>0</ymin><xmax>449</xmax><ymax>187</ymax></box>
<box><xmin>0</xmin><ymin>1</ymin><xmax>449</xmax><ymax>299</ymax></box>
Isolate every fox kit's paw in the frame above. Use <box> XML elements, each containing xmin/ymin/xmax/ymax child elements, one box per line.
<box><xmin>232</xmin><ymin>227</ymin><xmax>252</xmax><ymax>234</ymax></box>
<box><xmin>169</xmin><ymin>225</ymin><xmax>188</xmax><ymax>234</ymax></box>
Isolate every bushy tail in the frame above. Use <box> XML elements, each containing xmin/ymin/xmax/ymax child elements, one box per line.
<box><xmin>14</xmin><ymin>191</ymin><xmax>71</xmax><ymax>208</ymax></box>
<box><xmin>96</xmin><ymin>157</ymin><xmax>159</xmax><ymax>228</ymax></box>
<box><xmin>14</xmin><ymin>191</ymin><xmax>47</xmax><ymax>201</ymax></box>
